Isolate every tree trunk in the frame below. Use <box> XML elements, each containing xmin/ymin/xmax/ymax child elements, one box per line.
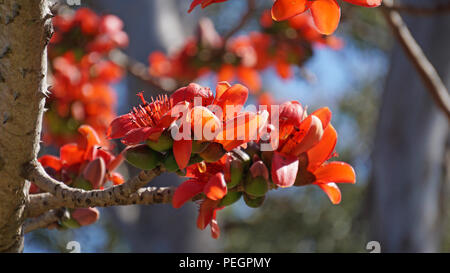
<box><xmin>0</xmin><ymin>0</ymin><xmax>51</xmax><ymax>252</ymax></box>
<box><xmin>369</xmin><ymin>0</ymin><xmax>450</xmax><ymax>252</ymax></box>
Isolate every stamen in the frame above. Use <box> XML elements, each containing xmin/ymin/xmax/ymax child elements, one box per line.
<box><xmin>137</xmin><ymin>92</ymin><xmax>146</xmax><ymax>104</ymax></box>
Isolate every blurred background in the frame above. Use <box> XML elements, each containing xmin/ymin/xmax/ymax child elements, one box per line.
<box><xmin>24</xmin><ymin>0</ymin><xmax>449</xmax><ymax>253</ymax></box>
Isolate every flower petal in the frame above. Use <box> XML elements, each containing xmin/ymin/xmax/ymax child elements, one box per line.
<box><xmin>171</xmin><ymin>83</ymin><xmax>214</xmax><ymax>107</ymax></box>
<box><xmin>173</xmin><ymin>139</ymin><xmax>193</xmax><ymax>169</ymax></box>
<box><xmin>121</xmin><ymin>127</ymin><xmax>156</xmax><ymax>145</ymax></box>
<box><xmin>317</xmin><ymin>182</ymin><xmax>341</xmax><ymax>204</ymax></box>
<box><xmin>204</xmin><ymin>173</ymin><xmax>227</xmax><ymax>200</ymax></box>
<box><xmin>216</xmin><ymin>111</ymin><xmax>268</xmax><ymax>151</ymax></box>
<box><xmin>172</xmin><ymin>179</ymin><xmax>205</xmax><ymax>208</ymax></box>
<box><xmin>311</xmin><ymin>107</ymin><xmax>332</xmax><ymax>129</ymax></box>
<box><xmin>107</xmin><ymin>114</ymin><xmax>136</xmax><ymax>139</ymax></box>
<box><xmin>38</xmin><ymin>155</ymin><xmax>62</xmax><ymax>171</ymax></box>
<box><xmin>306</xmin><ymin>124</ymin><xmax>337</xmax><ymax>172</ymax></box>
<box><xmin>60</xmin><ymin>143</ymin><xmax>85</xmax><ymax>166</ymax></box>
<box><xmin>191</xmin><ymin>106</ymin><xmax>222</xmax><ymax>141</ymax></box>
<box><xmin>213</xmin><ymin>83</ymin><xmax>248</xmax><ymax>120</ymax></box>
<box><xmin>309</xmin><ymin>0</ymin><xmax>341</xmax><ymax>35</ymax></box>
<box><xmin>78</xmin><ymin>125</ymin><xmax>101</xmax><ymax>159</ymax></box>
<box><xmin>271</xmin><ymin>151</ymin><xmax>299</xmax><ymax>188</ymax></box>
<box><xmin>271</xmin><ymin>0</ymin><xmax>308</xmax><ymax>21</ymax></box>
<box><xmin>313</xmin><ymin>161</ymin><xmax>356</xmax><ymax>184</ymax></box>
<box><xmin>197</xmin><ymin>198</ymin><xmax>220</xmax><ymax>230</ymax></box>
<box><xmin>215</xmin><ymin>81</ymin><xmax>232</xmax><ymax>101</ymax></box>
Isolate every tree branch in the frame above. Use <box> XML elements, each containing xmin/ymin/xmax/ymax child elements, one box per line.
<box><xmin>382</xmin><ymin>0</ymin><xmax>450</xmax><ymax>120</ymax></box>
<box><xmin>26</xmin><ymin>186</ymin><xmax>176</xmax><ymax>218</ymax></box>
<box><xmin>23</xmin><ymin>208</ymin><xmax>68</xmax><ymax>234</ymax></box>
<box><xmin>24</xmin><ymin>160</ymin><xmax>165</xmax><ymax>216</ymax></box>
<box><xmin>385</xmin><ymin>2</ymin><xmax>450</xmax><ymax>16</ymax></box>
<box><xmin>222</xmin><ymin>0</ymin><xmax>256</xmax><ymax>43</ymax></box>
<box><xmin>109</xmin><ymin>49</ymin><xmax>175</xmax><ymax>92</ymax></box>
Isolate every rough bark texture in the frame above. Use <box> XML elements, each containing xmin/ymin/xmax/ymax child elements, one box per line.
<box><xmin>369</xmin><ymin>0</ymin><xmax>450</xmax><ymax>252</ymax></box>
<box><xmin>0</xmin><ymin>0</ymin><xmax>51</xmax><ymax>252</ymax></box>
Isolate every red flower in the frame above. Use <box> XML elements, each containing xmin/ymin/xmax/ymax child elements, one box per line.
<box><xmin>35</xmin><ymin>125</ymin><xmax>124</xmax><ymax>194</ymax></box>
<box><xmin>295</xmin><ymin>124</ymin><xmax>356</xmax><ymax>204</ymax></box>
<box><xmin>172</xmin><ymin>157</ymin><xmax>229</xmax><ymax>239</ymax></box>
<box><xmin>270</xmin><ymin>103</ymin><xmax>334</xmax><ymax>188</ymax></box>
<box><xmin>109</xmin><ymin>82</ymin><xmax>267</xmax><ymax>169</ymax></box>
<box><xmin>271</xmin><ymin>0</ymin><xmax>382</xmax><ymax>34</ymax></box>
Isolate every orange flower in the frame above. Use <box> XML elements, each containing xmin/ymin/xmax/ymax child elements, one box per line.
<box><xmin>295</xmin><ymin>124</ymin><xmax>356</xmax><ymax>204</ymax></box>
<box><xmin>172</xmin><ymin>157</ymin><xmax>229</xmax><ymax>239</ymax></box>
<box><xmin>271</xmin><ymin>0</ymin><xmax>382</xmax><ymax>34</ymax></box>
<box><xmin>35</xmin><ymin>125</ymin><xmax>124</xmax><ymax>194</ymax></box>
<box><xmin>108</xmin><ymin>82</ymin><xmax>267</xmax><ymax>170</ymax></box>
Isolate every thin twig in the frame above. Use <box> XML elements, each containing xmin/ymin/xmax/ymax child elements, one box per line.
<box><xmin>382</xmin><ymin>0</ymin><xmax>450</xmax><ymax>121</ymax></box>
<box><xmin>222</xmin><ymin>0</ymin><xmax>256</xmax><ymax>44</ymax></box>
<box><xmin>23</xmin><ymin>209</ymin><xmax>68</xmax><ymax>234</ymax></box>
<box><xmin>109</xmin><ymin>50</ymin><xmax>177</xmax><ymax>92</ymax></box>
<box><xmin>385</xmin><ymin>2</ymin><xmax>450</xmax><ymax>16</ymax></box>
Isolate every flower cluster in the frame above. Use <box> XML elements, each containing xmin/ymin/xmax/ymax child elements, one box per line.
<box><xmin>33</xmin><ymin>125</ymin><xmax>124</xmax><ymax>228</ymax></box>
<box><xmin>110</xmin><ymin>81</ymin><xmax>355</xmax><ymax>239</ymax></box>
<box><xmin>148</xmin><ymin>12</ymin><xmax>341</xmax><ymax>93</ymax></box>
<box><xmin>189</xmin><ymin>0</ymin><xmax>382</xmax><ymax>34</ymax></box>
<box><xmin>44</xmin><ymin>8</ymin><xmax>128</xmax><ymax>146</ymax></box>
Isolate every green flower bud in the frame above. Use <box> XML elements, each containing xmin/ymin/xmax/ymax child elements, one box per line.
<box><xmin>125</xmin><ymin>144</ymin><xmax>162</xmax><ymax>170</ymax></box>
<box><xmin>60</xmin><ymin>218</ymin><xmax>81</xmax><ymax>229</ymax></box>
<box><xmin>199</xmin><ymin>142</ymin><xmax>226</xmax><ymax>162</ymax></box>
<box><xmin>228</xmin><ymin>159</ymin><xmax>243</xmax><ymax>189</ymax></box>
<box><xmin>244</xmin><ymin>142</ymin><xmax>260</xmax><ymax>160</ymax></box>
<box><xmin>243</xmin><ymin>193</ymin><xmax>265</xmax><ymax>208</ymax></box>
<box><xmin>163</xmin><ymin>152</ymin><xmax>179</xmax><ymax>172</ymax></box>
<box><xmin>73</xmin><ymin>176</ymin><xmax>93</xmax><ymax>191</ymax></box>
<box><xmin>244</xmin><ymin>175</ymin><xmax>268</xmax><ymax>197</ymax></box>
<box><xmin>219</xmin><ymin>191</ymin><xmax>242</xmax><ymax>207</ymax></box>
<box><xmin>192</xmin><ymin>141</ymin><xmax>210</xmax><ymax>154</ymax></box>
<box><xmin>232</xmin><ymin>148</ymin><xmax>251</xmax><ymax>167</ymax></box>
<box><xmin>146</xmin><ymin>131</ymin><xmax>173</xmax><ymax>152</ymax></box>
<box><xmin>188</xmin><ymin>154</ymin><xmax>204</xmax><ymax>165</ymax></box>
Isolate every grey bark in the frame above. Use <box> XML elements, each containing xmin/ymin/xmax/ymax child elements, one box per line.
<box><xmin>0</xmin><ymin>0</ymin><xmax>51</xmax><ymax>252</ymax></box>
<box><xmin>369</xmin><ymin>0</ymin><xmax>450</xmax><ymax>252</ymax></box>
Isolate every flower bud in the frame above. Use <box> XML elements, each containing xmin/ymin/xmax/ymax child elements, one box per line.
<box><xmin>163</xmin><ymin>152</ymin><xmax>179</xmax><ymax>172</ymax></box>
<box><xmin>243</xmin><ymin>193</ymin><xmax>265</xmax><ymax>208</ymax></box>
<box><xmin>192</xmin><ymin>141</ymin><xmax>210</xmax><ymax>154</ymax></box>
<box><xmin>188</xmin><ymin>154</ymin><xmax>204</xmax><ymax>166</ymax></box>
<box><xmin>292</xmin><ymin>115</ymin><xmax>324</xmax><ymax>156</ymax></box>
<box><xmin>228</xmin><ymin>159</ymin><xmax>244</xmax><ymax>189</ymax></box>
<box><xmin>71</xmin><ymin>208</ymin><xmax>100</xmax><ymax>226</ymax></box>
<box><xmin>82</xmin><ymin>157</ymin><xmax>106</xmax><ymax>189</ymax></box>
<box><xmin>125</xmin><ymin>144</ymin><xmax>162</xmax><ymax>170</ymax></box>
<box><xmin>232</xmin><ymin>148</ymin><xmax>251</xmax><ymax>166</ymax></box>
<box><xmin>244</xmin><ymin>175</ymin><xmax>268</xmax><ymax>197</ymax></box>
<box><xmin>73</xmin><ymin>176</ymin><xmax>93</xmax><ymax>190</ymax></box>
<box><xmin>60</xmin><ymin>218</ymin><xmax>81</xmax><ymax>229</ymax></box>
<box><xmin>219</xmin><ymin>191</ymin><xmax>242</xmax><ymax>207</ymax></box>
<box><xmin>244</xmin><ymin>141</ymin><xmax>260</xmax><ymax>160</ymax></box>
<box><xmin>199</xmin><ymin>142</ymin><xmax>226</xmax><ymax>162</ymax></box>
<box><xmin>146</xmin><ymin>131</ymin><xmax>173</xmax><ymax>152</ymax></box>
<box><xmin>249</xmin><ymin>160</ymin><xmax>269</xmax><ymax>180</ymax></box>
